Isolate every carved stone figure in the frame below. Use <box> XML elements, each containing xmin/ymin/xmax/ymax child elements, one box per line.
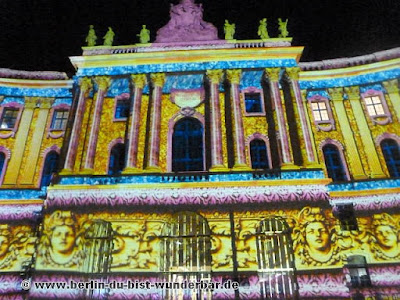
<box><xmin>370</xmin><ymin>213</ymin><xmax>400</xmax><ymax>260</ymax></box>
<box><xmin>224</xmin><ymin>20</ymin><xmax>235</xmax><ymax>40</ymax></box>
<box><xmin>85</xmin><ymin>25</ymin><xmax>97</xmax><ymax>47</ymax></box>
<box><xmin>103</xmin><ymin>27</ymin><xmax>115</xmax><ymax>46</ymax></box>
<box><xmin>155</xmin><ymin>0</ymin><xmax>219</xmax><ymax>43</ymax></box>
<box><xmin>137</xmin><ymin>25</ymin><xmax>150</xmax><ymax>44</ymax></box>
<box><xmin>258</xmin><ymin>18</ymin><xmax>269</xmax><ymax>39</ymax></box>
<box><xmin>278</xmin><ymin>18</ymin><xmax>289</xmax><ymax>38</ymax></box>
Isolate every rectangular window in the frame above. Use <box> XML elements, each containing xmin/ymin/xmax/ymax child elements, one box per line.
<box><xmin>0</xmin><ymin>108</ymin><xmax>19</xmax><ymax>129</ymax></box>
<box><xmin>311</xmin><ymin>102</ymin><xmax>330</xmax><ymax>121</ymax></box>
<box><xmin>244</xmin><ymin>93</ymin><xmax>262</xmax><ymax>113</ymax></box>
<box><xmin>364</xmin><ymin>96</ymin><xmax>385</xmax><ymax>116</ymax></box>
<box><xmin>335</xmin><ymin>204</ymin><xmax>358</xmax><ymax>231</ymax></box>
<box><xmin>115</xmin><ymin>99</ymin><xmax>130</xmax><ymax>119</ymax></box>
<box><xmin>51</xmin><ymin>110</ymin><xmax>69</xmax><ymax>130</ymax></box>
<box><xmin>346</xmin><ymin>256</ymin><xmax>371</xmax><ymax>288</ymax></box>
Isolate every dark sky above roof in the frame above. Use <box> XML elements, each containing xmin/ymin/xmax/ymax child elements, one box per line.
<box><xmin>0</xmin><ymin>0</ymin><xmax>399</xmax><ymax>76</ymax></box>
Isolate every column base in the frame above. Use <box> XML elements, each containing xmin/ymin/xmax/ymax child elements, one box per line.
<box><xmin>353</xmin><ymin>173</ymin><xmax>368</xmax><ymax>180</ymax></box>
<box><xmin>209</xmin><ymin>165</ymin><xmax>229</xmax><ymax>172</ymax></box>
<box><xmin>304</xmin><ymin>162</ymin><xmax>324</xmax><ymax>169</ymax></box>
<box><xmin>79</xmin><ymin>168</ymin><xmax>94</xmax><ymax>175</ymax></box>
<box><xmin>59</xmin><ymin>168</ymin><xmax>73</xmax><ymax>175</ymax></box>
<box><xmin>281</xmin><ymin>163</ymin><xmax>301</xmax><ymax>170</ymax></box>
<box><xmin>231</xmin><ymin>164</ymin><xmax>252</xmax><ymax>171</ymax></box>
<box><xmin>122</xmin><ymin>167</ymin><xmax>142</xmax><ymax>174</ymax></box>
<box><xmin>370</xmin><ymin>172</ymin><xmax>386</xmax><ymax>179</ymax></box>
<box><xmin>144</xmin><ymin>166</ymin><xmax>162</xmax><ymax>173</ymax></box>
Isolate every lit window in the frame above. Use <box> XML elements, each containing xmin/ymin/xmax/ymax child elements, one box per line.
<box><xmin>335</xmin><ymin>204</ymin><xmax>358</xmax><ymax>231</ymax></box>
<box><xmin>256</xmin><ymin>218</ymin><xmax>297</xmax><ymax>299</ymax></box>
<box><xmin>345</xmin><ymin>255</ymin><xmax>371</xmax><ymax>288</ymax></box>
<box><xmin>0</xmin><ymin>108</ymin><xmax>19</xmax><ymax>129</ymax></box>
<box><xmin>364</xmin><ymin>96</ymin><xmax>385</xmax><ymax>116</ymax></box>
<box><xmin>245</xmin><ymin>92</ymin><xmax>263</xmax><ymax>113</ymax></box>
<box><xmin>322</xmin><ymin>144</ymin><xmax>348</xmax><ymax>182</ymax></box>
<box><xmin>308</xmin><ymin>96</ymin><xmax>335</xmax><ymax>131</ymax></box>
<box><xmin>161</xmin><ymin>212</ymin><xmax>212</xmax><ymax>300</ymax></box>
<box><xmin>108</xmin><ymin>144</ymin><xmax>125</xmax><ymax>175</ymax></box>
<box><xmin>311</xmin><ymin>102</ymin><xmax>329</xmax><ymax>121</ymax></box>
<box><xmin>51</xmin><ymin>110</ymin><xmax>69</xmax><ymax>130</ymax></box>
<box><xmin>114</xmin><ymin>99</ymin><xmax>130</xmax><ymax>119</ymax></box>
<box><xmin>250</xmin><ymin>139</ymin><xmax>269</xmax><ymax>169</ymax></box>
<box><xmin>41</xmin><ymin>151</ymin><xmax>59</xmax><ymax>187</ymax></box>
<box><xmin>380</xmin><ymin>139</ymin><xmax>400</xmax><ymax>177</ymax></box>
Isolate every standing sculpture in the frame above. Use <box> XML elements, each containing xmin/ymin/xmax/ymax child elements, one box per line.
<box><xmin>85</xmin><ymin>25</ymin><xmax>97</xmax><ymax>47</ymax></box>
<box><xmin>224</xmin><ymin>20</ymin><xmax>235</xmax><ymax>40</ymax></box>
<box><xmin>155</xmin><ymin>0</ymin><xmax>219</xmax><ymax>43</ymax></box>
<box><xmin>137</xmin><ymin>25</ymin><xmax>150</xmax><ymax>44</ymax></box>
<box><xmin>278</xmin><ymin>18</ymin><xmax>289</xmax><ymax>38</ymax></box>
<box><xmin>103</xmin><ymin>27</ymin><xmax>115</xmax><ymax>46</ymax></box>
<box><xmin>257</xmin><ymin>18</ymin><xmax>269</xmax><ymax>39</ymax></box>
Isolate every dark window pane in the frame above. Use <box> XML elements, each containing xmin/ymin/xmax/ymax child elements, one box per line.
<box><xmin>0</xmin><ymin>152</ymin><xmax>5</xmax><ymax>174</ymax></box>
<box><xmin>0</xmin><ymin>108</ymin><xmax>19</xmax><ymax>129</ymax></box>
<box><xmin>245</xmin><ymin>93</ymin><xmax>262</xmax><ymax>113</ymax></box>
<box><xmin>336</xmin><ymin>204</ymin><xmax>358</xmax><ymax>231</ymax></box>
<box><xmin>323</xmin><ymin>144</ymin><xmax>347</xmax><ymax>181</ymax></box>
<box><xmin>381</xmin><ymin>139</ymin><xmax>400</xmax><ymax>177</ymax></box>
<box><xmin>115</xmin><ymin>99</ymin><xmax>130</xmax><ymax>119</ymax></box>
<box><xmin>172</xmin><ymin>118</ymin><xmax>204</xmax><ymax>172</ymax></box>
<box><xmin>250</xmin><ymin>139</ymin><xmax>269</xmax><ymax>169</ymax></box>
<box><xmin>41</xmin><ymin>152</ymin><xmax>59</xmax><ymax>187</ymax></box>
<box><xmin>108</xmin><ymin>144</ymin><xmax>125</xmax><ymax>175</ymax></box>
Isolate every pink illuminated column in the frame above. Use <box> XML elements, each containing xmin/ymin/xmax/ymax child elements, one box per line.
<box><xmin>226</xmin><ymin>69</ymin><xmax>250</xmax><ymax>170</ymax></box>
<box><xmin>265</xmin><ymin>68</ymin><xmax>294</xmax><ymax>166</ymax></box>
<box><xmin>123</xmin><ymin>74</ymin><xmax>147</xmax><ymax>173</ymax></box>
<box><xmin>206</xmin><ymin>70</ymin><xmax>227</xmax><ymax>171</ymax></box>
<box><xmin>61</xmin><ymin>77</ymin><xmax>93</xmax><ymax>174</ymax></box>
<box><xmin>82</xmin><ymin>76</ymin><xmax>111</xmax><ymax>173</ymax></box>
<box><xmin>286</xmin><ymin>67</ymin><xmax>317</xmax><ymax>166</ymax></box>
<box><xmin>145</xmin><ymin>73</ymin><xmax>165</xmax><ymax>172</ymax></box>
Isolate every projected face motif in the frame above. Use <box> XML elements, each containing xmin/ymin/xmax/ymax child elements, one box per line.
<box><xmin>0</xmin><ymin>235</ymin><xmax>9</xmax><ymax>258</ymax></box>
<box><xmin>375</xmin><ymin>225</ymin><xmax>398</xmax><ymax>249</ymax></box>
<box><xmin>305</xmin><ymin>221</ymin><xmax>330</xmax><ymax>251</ymax></box>
<box><xmin>51</xmin><ymin>225</ymin><xmax>75</xmax><ymax>255</ymax></box>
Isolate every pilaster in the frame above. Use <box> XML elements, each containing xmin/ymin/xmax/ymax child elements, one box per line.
<box><xmin>383</xmin><ymin>79</ymin><xmax>400</xmax><ymax>121</ymax></box>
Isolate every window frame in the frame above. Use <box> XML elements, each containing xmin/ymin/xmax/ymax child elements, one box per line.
<box><xmin>241</xmin><ymin>87</ymin><xmax>266</xmax><ymax>116</ymax></box>
<box><xmin>344</xmin><ymin>255</ymin><xmax>372</xmax><ymax>288</ymax></box>
<box><xmin>320</xmin><ymin>139</ymin><xmax>350</xmax><ymax>182</ymax></box>
<box><xmin>380</xmin><ymin>138</ymin><xmax>400</xmax><ymax>178</ymax></box>
<box><xmin>0</xmin><ymin>146</ymin><xmax>11</xmax><ymax>186</ymax></box>
<box><xmin>308</xmin><ymin>95</ymin><xmax>335</xmax><ymax>132</ymax></box>
<box><xmin>361</xmin><ymin>90</ymin><xmax>391</xmax><ymax>125</ymax></box>
<box><xmin>39</xmin><ymin>149</ymin><xmax>60</xmax><ymax>188</ymax></box>
<box><xmin>108</xmin><ymin>139</ymin><xmax>125</xmax><ymax>175</ymax></box>
<box><xmin>247</xmin><ymin>134</ymin><xmax>272</xmax><ymax>170</ymax></box>
<box><xmin>113</xmin><ymin>95</ymin><xmax>131</xmax><ymax>122</ymax></box>
<box><xmin>334</xmin><ymin>204</ymin><xmax>358</xmax><ymax>231</ymax></box>
<box><xmin>0</xmin><ymin>102</ymin><xmax>23</xmax><ymax>139</ymax></box>
<box><xmin>47</xmin><ymin>104</ymin><xmax>70</xmax><ymax>138</ymax></box>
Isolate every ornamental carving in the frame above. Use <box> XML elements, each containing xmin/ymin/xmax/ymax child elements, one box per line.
<box><xmin>383</xmin><ymin>79</ymin><xmax>399</xmax><ymax>94</ymax></box>
<box><xmin>265</xmin><ymin>68</ymin><xmax>280</xmax><ymax>82</ymax></box>
<box><xmin>150</xmin><ymin>73</ymin><xmax>166</xmax><ymax>88</ymax></box>
<box><xmin>94</xmin><ymin>76</ymin><xmax>111</xmax><ymax>91</ymax></box>
<box><xmin>286</xmin><ymin>67</ymin><xmax>300</xmax><ymax>81</ymax></box>
<box><xmin>131</xmin><ymin>74</ymin><xmax>147</xmax><ymax>89</ymax></box>
<box><xmin>226</xmin><ymin>69</ymin><xmax>241</xmax><ymax>85</ymax></box>
<box><xmin>206</xmin><ymin>69</ymin><xmax>224</xmax><ymax>84</ymax></box>
<box><xmin>328</xmin><ymin>87</ymin><xmax>344</xmax><ymax>101</ymax></box>
<box><xmin>24</xmin><ymin>97</ymin><xmax>39</xmax><ymax>108</ymax></box>
<box><xmin>79</xmin><ymin>77</ymin><xmax>93</xmax><ymax>92</ymax></box>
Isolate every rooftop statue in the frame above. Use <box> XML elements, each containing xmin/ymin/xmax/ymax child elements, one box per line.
<box><xmin>258</xmin><ymin>18</ymin><xmax>269</xmax><ymax>40</ymax></box>
<box><xmin>155</xmin><ymin>0</ymin><xmax>219</xmax><ymax>43</ymax></box>
<box><xmin>137</xmin><ymin>25</ymin><xmax>150</xmax><ymax>44</ymax></box>
<box><xmin>224</xmin><ymin>20</ymin><xmax>235</xmax><ymax>40</ymax></box>
<box><xmin>103</xmin><ymin>27</ymin><xmax>115</xmax><ymax>46</ymax></box>
<box><xmin>278</xmin><ymin>18</ymin><xmax>289</xmax><ymax>38</ymax></box>
<box><xmin>85</xmin><ymin>25</ymin><xmax>97</xmax><ymax>47</ymax></box>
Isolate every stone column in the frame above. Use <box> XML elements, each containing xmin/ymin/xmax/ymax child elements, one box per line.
<box><xmin>123</xmin><ymin>74</ymin><xmax>147</xmax><ymax>173</ymax></box>
<box><xmin>383</xmin><ymin>79</ymin><xmax>400</xmax><ymax>121</ymax></box>
<box><xmin>286</xmin><ymin>67</ymin><xmax>318</xmax><ymax>167</ymax></box>
<box><xmin>265</xmin><ymin>68</ymin><xmax>294</xmax><ymax>167</ymax></box>
<box><xmin>145</xmin><ymin>73</ymin><xmax>165</xmax><ymax>172</ymax></box>
<box><xmin>20</xmin><ymin>98</ymin><xmax>54</xmax><ymax>185</ymax></box>
<box><xmin>3</xmin><ymin>97</ymin><xmax>37</xmax><ymax>186</ymax></box>
<box><xmin>206</xmin><ymin>70</ymin><xmax>228</xmax><ymax>171</ymax></box>
<box><xmin>61</xmin><ymin>77</ymin><xmax>93</xmax><ymax>174</ymax></box>
<box><xmin>82</xmin><ymin>76</ymin><xmax>111</xmax><ymax>174</ymax></box>
<box><xmin>345</xmin><ymin>86</ymin><xmax>385</xmax><ymax>178</ymax></box>
<box><xmin>329</xmin><ymin>87</ymin><xmax>367</xmax><ymax>179</ymax></box>
<box><xmin>226</xmin><ymin>69</ymin><xmax>250</xmax><ymax>170</ymax></box>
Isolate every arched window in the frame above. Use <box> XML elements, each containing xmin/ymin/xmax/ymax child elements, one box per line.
<box><xmin>322</xmin><ymin>144</ymin><xmax>347</xmax><ymax>182</ymax></box>
<box><xmin>250</xmin><ymin>139</ymin><xmax>269</xmax><ymax>169</ymax></box>
<box><xmin>256</xmin><ymin>217</ymin><xmax>297</xmax><ymax>299</ymax></box>
<box><xmin>41</xmin><ymin>151</ymin><xmax>59</xmax><ymax>187</ymax></box>
<box><xmin>380</xmin><ymin>139</ymin><xmax>400</xmax><ymax>177</ymax></box>
<box><xmin>172</xmin><ymin>118</ymin><xmax>204</xmax><ymax>172</ymax></box>
<box><xmin>161</xmin><ymin>212</ymin><xmax>212</xmax><ymax>299</ymax></box>
<box><xmin>108</xmin><ymin>143</ymin><xmax>125</xmax><ymax>175</ymax></box>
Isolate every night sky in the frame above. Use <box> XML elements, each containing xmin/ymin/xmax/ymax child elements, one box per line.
<box><xmin>0</xmin><ymin>0</ymin><xmax>399</xmax><ymax>77</ymax></box>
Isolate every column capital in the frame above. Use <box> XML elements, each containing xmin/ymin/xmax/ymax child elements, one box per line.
<box><xmin>24</xmin><ymin>97</ymin><xmax>39</xmax><ymax>109</ymax></box>
<box><xmin>226</xmin><ymin>69</ymin><xmax>242</xmax><ymax>85</ymax></box>
<box><xmin>131</xmin><ymin>74</ymin><xmax>147</xmax><ymax>89</ymax></box>
<box><xmin>39</xmin><ymin>98</ymin><xmax>55</xmax><ymax>109</ymax></box>
<box><xmin>383</xmin><ymin>79</ymin><xmax>399</xmax><ymax>94</ymax></box>
<box><xmin>79</xmin><ymin>77</ymin><xmax>93</xmax><ymax>92</ymax></box>
<box><xmin>206</xmin><ymin>69</ymin><xmax>224</xmax><ymax>84</ymax></box>
<box><xmin>0</xmin><ymin>96</ymin><xmax>4</xmax><ymax>104</ymax></box>
<box><xmin>344</xmin><ymin>86</ymin><xmax>360</xmax><ymax>100</ymax></box>
<box><xmin>150</xmin><ymin>73</ymin><xmax>166</xmax><ymax>87</ymax></box>
<box><xmin>94</xmin><ymin>76</ymin><xmax>111</xmax><ymax>91</ymax></box>
<box><xmin>328</xmin><ymin>87</ymin><xmax>344</xmax><ymax>101</ymax></box>
<box><xmin>285</xmin><ymin>67</ymin><xmax>300</xmax><ymax>81</ymax></box>
<box><xmin>265</xmin><ymin>68</ymin><xmax>281</xmax><ymax>82</ymax></box>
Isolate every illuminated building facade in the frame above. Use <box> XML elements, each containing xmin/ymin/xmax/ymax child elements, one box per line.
<box><xmin>0</xmin><ymin>0</ymin><xmax>400</xmax><ymax>299</ymax></box>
